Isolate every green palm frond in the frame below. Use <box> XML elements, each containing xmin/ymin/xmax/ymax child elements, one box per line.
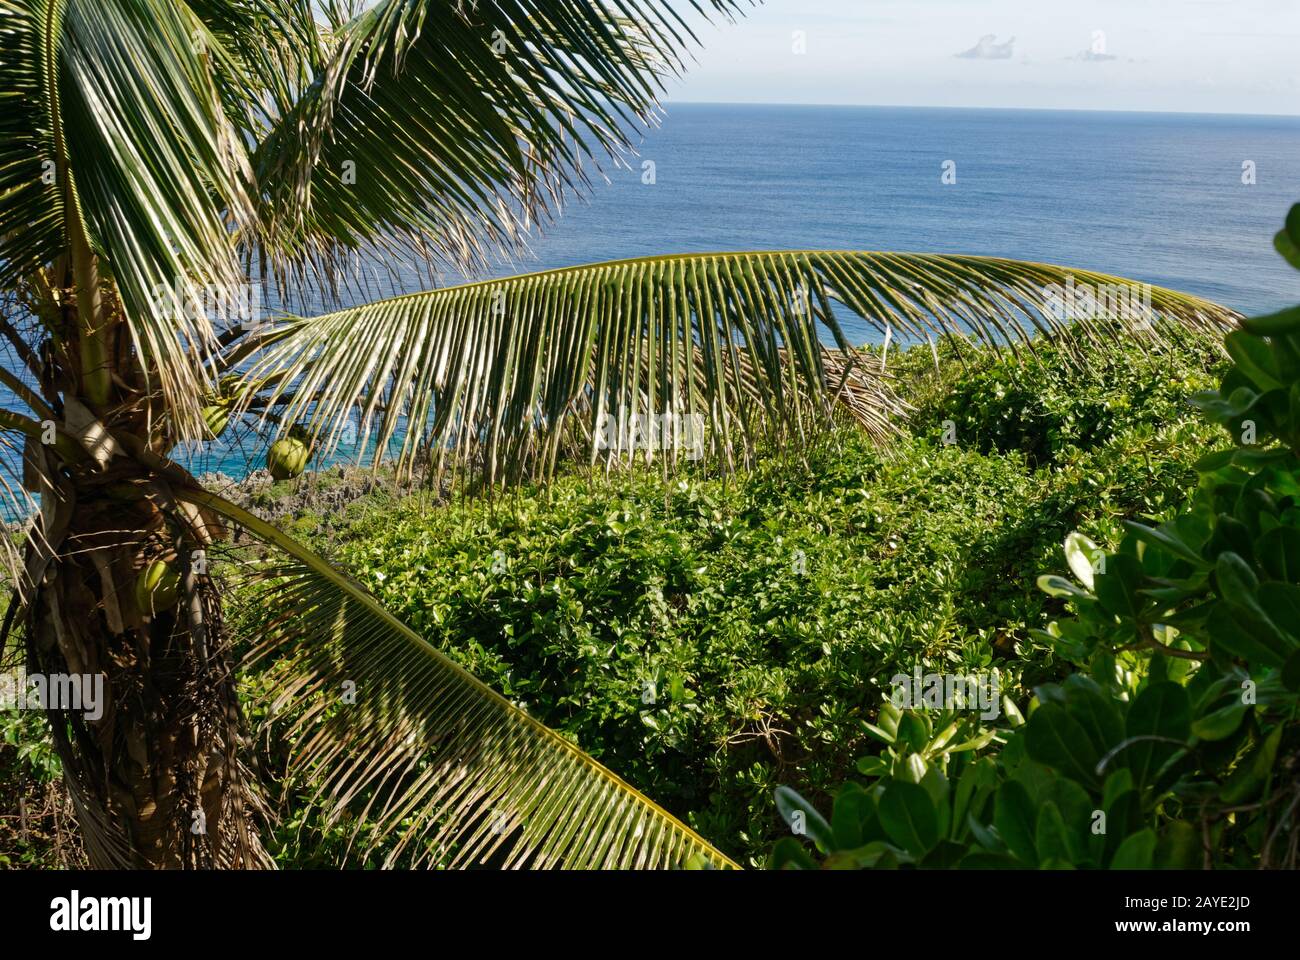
<box><xmin>0</xmin><ymin>0</ymin><xmax>266</xmax><ymax>427</ymax></box>
<box><xmin>186</xmin><ymin>0</ymin><xmax>328</xmax><ymax>139</ymax></box>
<box><xmin>0</xmin><ymin>0</ymin><xmax>62</xmax><ymax>291</ymax></box>
<box><xmin>235</xmin><ymin>251</ymin><xmax>1239</xmax><ymax>484</ymax></box>
<box><xmin>186</xmin><ymin>487</ymin><xmax>735</xmax><ymax>869</ymax></box>
<box><xmin>251</xmin><ymin>0</ymin><xmax>745</xmax><ymax>279</ymax></box>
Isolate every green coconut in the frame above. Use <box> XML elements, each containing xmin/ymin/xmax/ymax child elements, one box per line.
<box><xmin>135</xmin><ymin>560</ymin><xmax>180</xmax><ymax>615</ymax></box>
<box><xmin>267</xmin><ymin>431</ymin><xmax>312</xmax><ymax>481</ymax></box>
<box><xmin>202</xmin><ymin>402</ymin><xmax>231</xmax><ymax>439</ymax></box>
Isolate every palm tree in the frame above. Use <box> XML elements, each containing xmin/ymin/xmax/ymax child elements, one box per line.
<box><xmin>0</xmin><ymin>0</ymin><xmax>1236</xmax><ymax>869</ymax></box>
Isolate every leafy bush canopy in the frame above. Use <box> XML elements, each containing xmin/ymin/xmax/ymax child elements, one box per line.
<box><xmin>772</xmin><ymin>209</ymin><xmax>1300</xmax><ymax>870</ymax></box>
<box><xmin>226</xmin><ymin>322</ymin><xmax>1225</xmax><ymax>866</ymax></box>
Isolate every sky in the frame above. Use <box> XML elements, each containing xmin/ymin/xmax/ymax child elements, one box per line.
<box><xmin>664</xmin><ymin>0</ymin><xmax>1300</xmax><ymax>115</ymax></box>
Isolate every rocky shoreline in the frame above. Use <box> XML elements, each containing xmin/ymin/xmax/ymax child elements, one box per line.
<box><xmin>195</xmin><ymin>464</ymin><xmax>434</xmax><ymax>530</ymax></box>
<box><xmin>2</xmin><ymin>464</ymin><xmax>437</xmax><ymax>539</ymax></box>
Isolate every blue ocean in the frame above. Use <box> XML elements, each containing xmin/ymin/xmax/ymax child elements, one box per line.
<box><xmin>496</xmin><ymin>104</ymin><xmax>1300</xmax><ymax>324</ymax></box>
<box><xmin>18</xmin><ymin>104</ymin><xmax>1300</xmax><ymax>486</ymax></box>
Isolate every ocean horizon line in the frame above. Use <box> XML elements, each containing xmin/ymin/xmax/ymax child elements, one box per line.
<box><xmin>662</xmin><ymin>99</ymin><xmax>1300</xmax><ymax>122</ymax></box>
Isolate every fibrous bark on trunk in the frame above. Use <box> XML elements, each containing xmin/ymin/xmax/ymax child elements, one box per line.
<box><xmin>21</xmin><ymin>454</ymin><xmax>268</xmax><ymax>868</ymax></box>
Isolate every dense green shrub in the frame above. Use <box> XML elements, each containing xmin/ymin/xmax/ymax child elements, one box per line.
<box><xmin>895</xmin><ymin>328</ymin><xmax>1224</xmax><ymax>467</ymax></box>
<box><xmin>244</xmin><ymin>328</ymin><xmax>1222</xmax><ymax>865</ymax></box>
<box><xmin>771</xmin><ymin>215</ymin><xmax>1300</xmax><ymax>870</ymax></box>
<box><xmin>5</xmin><ymin>322</ymin><xmax>1223</xmax><ymax>868</ymax></box>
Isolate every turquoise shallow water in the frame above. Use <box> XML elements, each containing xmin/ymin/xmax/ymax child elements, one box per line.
<box><xmin>11</xmin><ymin>103</ymin><xmax>1300</xmax><ymax>486</ymax></box>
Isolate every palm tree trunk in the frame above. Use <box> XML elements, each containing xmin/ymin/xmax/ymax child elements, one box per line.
<box><xmin>23</xmin><ymin>456</ymin><xmax>268</xmax><ymax>868</ymax></box>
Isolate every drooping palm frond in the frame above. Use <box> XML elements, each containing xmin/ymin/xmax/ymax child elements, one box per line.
<box><xmin>251</xmin><ymin>0</ymin><xmax>745</xmax><ymax>283</ymax></box>
<box><xmin>185</xmin><ymin>487</ymin><xmax>735</xmax><ymax>869</ymax></box>
<box><xmin>234</xmin><ymin>251</ymin><xmax>1239</xmax><ymax>485</ymax></box>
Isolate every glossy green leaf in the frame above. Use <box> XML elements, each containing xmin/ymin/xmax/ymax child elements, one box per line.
<box><xmin>775</xmin><ymin>786</ymin><xmax>835</xmax><ymax>854</ymax></box>
<box><xmin>1110</xmin><ymin>829</ymin><xmax>1157</xmax><ymax>869</ymax></box>
<box><xmin>1123</xmin><ymin>682</ymin><xmax>1191</xmax><ymax>791</ymax></box>
<box><xmin>993</xmin><ymin>780</ymin><xmax>1037</xmax><ymax>864</ymax></box>
<box><xmin>878</xmin><ymin>780</ymin><xmax>939</xmax><ymax>855</ymax></box>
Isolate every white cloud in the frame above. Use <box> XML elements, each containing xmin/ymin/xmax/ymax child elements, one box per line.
<box><xmin>664</xmin><ymin>0</ymin><xmax>1300</xmax><ymax>115</ymax></box>
<box><xmin>956</xmin><ymin>34</ymin><xmax>1016</xmax><ymax>60</ymax></box>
